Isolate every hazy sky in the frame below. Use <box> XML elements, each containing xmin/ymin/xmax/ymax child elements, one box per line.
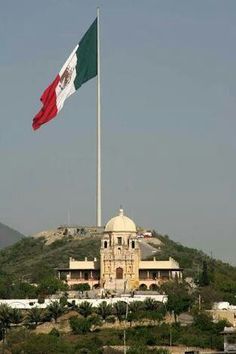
<box><xmin>1</xmin><ymin>1</ymin><xmax>236</xmax><ymax>265</ymax></box>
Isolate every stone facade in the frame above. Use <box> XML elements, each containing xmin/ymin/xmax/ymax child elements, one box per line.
<box><xmin>57</xmin><ymin>209</ymin><xmax>183</xmax><ymax>291</ymax></box>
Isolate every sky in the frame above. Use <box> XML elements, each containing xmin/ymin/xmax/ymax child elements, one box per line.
<box><xmin>0</xmin><ymin>0</ymin><xmax>236</xmax><ymax>265</ymax></box>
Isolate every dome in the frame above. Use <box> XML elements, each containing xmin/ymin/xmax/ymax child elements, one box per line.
<box><xmin>105</xmin><ymin>208</ymin><xmax>136</xmax><ymax>233</ymax></box>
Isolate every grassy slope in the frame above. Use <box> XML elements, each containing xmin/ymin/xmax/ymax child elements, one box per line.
<box><xmin>0</xmin><ymin>236</ymin><xmax>100</xmax><ymax>282</ymax></box>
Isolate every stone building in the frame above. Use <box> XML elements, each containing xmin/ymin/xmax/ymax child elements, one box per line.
<box><xmin>57</xmin><ymin>209</ymin><xmax>182</xmax><ymax>291</ymax></box>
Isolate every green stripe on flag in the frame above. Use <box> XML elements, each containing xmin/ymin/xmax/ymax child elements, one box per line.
<box><xmin>74</xmin><ymin>18</ymin><xmax>97</xmax><ymax>90</ymax></box>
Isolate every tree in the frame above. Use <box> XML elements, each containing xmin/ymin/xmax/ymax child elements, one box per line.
<box><xmin>10</xmin><ymin>308</ymin><xmax>23</xmax><ymax>325</ymax></box>
<box><xmin>46</xmin><ymin>301</ymin><xmax>65</xmax><ymax>323</ymax></box>
<box><xmin>10</xmin><ymin>281</ymin><xmax>38</xmax><ymax>299</ymax></box>
<box><xmin>37</xmin><ymin>276</ymin><xmax>68</xmax><ymax>296</ymax></box>
<box><xmin>113</xmin><ymin>301</ymin><xmax>127</xmax><ymax>322</ymax></box>
<box><xmin>161</xmin><ymin>282</ymin><xmax>193</xmax><ymax>322</ymax></box>
<box><xmin>70</xmin><ymin>283</ymin><xmax>90</xmax><ymax>292</ymax></box>
<box><xmin>193</xmin><ymin>312</ymin><xmax>214</xmax><ymax>331</ymax></box>
<box><xmin>77</xmin><ymin>301</ymin><xmax>93</xmax><ymax>318</ymax></box>
<box><xmin>69</xmin><ymin>316</ymin><xmax>91</xmax><ymax>334</ymax></box>
<box><xmin>143</xmin><ymin>298</ymin><xmax>160</xmax><ymax>311</ymax></box>
<box><xmin>26</xmin><ymin>307</ymin><xmax>43</xmax><ymax>327</ymax></box>
<box><xmin>0</xmin><ymin>304</ymin><xmax>12</xmax><ymax>330</ymax></box>
<box><xmin>96</xmin><ymin>301</ymin><xmax>113</xmax><ymax>320</ymax></box>
<box><xmin>129</xmin><ymin>301</ymin><xmax>144</xmax><ymax>313</ymax></box>
<box><xmin>199</xmin><ymin>261</ymin><xmax>210</xmax><ymax>286</ymax></box>
<box><xmin>127</xmin><ymin>301</ymin><xmax>145</xmax><ymax>325</ymax></box>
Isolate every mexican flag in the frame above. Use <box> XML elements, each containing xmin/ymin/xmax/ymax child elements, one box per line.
<box><xmin>32</xmin><ymin>19</ymin><xmax>97</xmax><ymax>130</ymax></box>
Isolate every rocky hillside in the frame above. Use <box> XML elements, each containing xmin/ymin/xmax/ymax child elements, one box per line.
<box><xmin>0</xmin><ymin>222</ymin><xmax>25</xmax><ymax>249</ymax></box>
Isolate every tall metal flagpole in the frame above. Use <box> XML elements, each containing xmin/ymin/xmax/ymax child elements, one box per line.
<box><xmin>96</xmin><ymin>7</ymin><xmax>102</xmax><ymax>227</ymax></box>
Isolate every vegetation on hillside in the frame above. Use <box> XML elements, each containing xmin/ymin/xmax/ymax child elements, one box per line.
<box><xmin>152</xmin><ymin>232</ymin><xmax>236</xmax><ymax>306</ymax></box>
<box><xmin>0</xmin><ymin>231</ymin><xmax>236</xmax><ymax>306</ymax></box>
<box><xmin>0</xmin><ymin>236</ymin><xmax>100</xmax><ymax>283</ymax></box>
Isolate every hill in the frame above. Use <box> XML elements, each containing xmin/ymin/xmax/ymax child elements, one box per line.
<box><xmin>0</xmin><ymin>231</ymin><xmax>236</xmax><ymax>306</ymax></box>
<box><xmin>0</xmin><ymin>222</ymin><xmax>25</xmax><ymax>249</ymax></box>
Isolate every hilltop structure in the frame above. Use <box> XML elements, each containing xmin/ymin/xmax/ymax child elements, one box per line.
<box><xmin>57</xmin><ymin>209</ymin><xmax>182</xmax><ymax>291</ymax></box>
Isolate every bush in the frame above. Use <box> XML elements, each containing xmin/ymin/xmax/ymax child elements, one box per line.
<box><xmin>193</xmin><ymin>312</ymin><xmax>214</xmax><ymax>331</ymax></box>
<box><xmin>88</xmin><ymin>314</ymin><xmax>102</xmax><ymax>328</ymax></box>
<box><xmin>106</xmin><ymin>315</ymin><xmax>116</xmax><ymax>324</ymax></box>
<box><xmin>153</xmin><ymin>349</ymin><xmax>171</xmax><ymax>354</ymax></box>
<box><xmin>49</xmin><ymin>328</ymin><xmax>60</xmax><ymax>337</ymax></box>
<box><xmin>69</xmin><ymin>316</ymin><xmax>91</xmax><ymax>334</ymax></box>
<box><xmin>70</xmin><ymin>283</ymin><xmax>90</xmax><ymax>292</ymax></box>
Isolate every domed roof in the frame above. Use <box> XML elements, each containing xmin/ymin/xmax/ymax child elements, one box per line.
<box><xmin>105</xmin><ymin>208</ymin><xmax>136</xmax><ymax>233</ymax></box>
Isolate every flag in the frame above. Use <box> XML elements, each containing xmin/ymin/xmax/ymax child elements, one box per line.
<box><xmin>32</xmin><ymin>19</ymin><xmax>97</xmax><ymax>130</ymax></box>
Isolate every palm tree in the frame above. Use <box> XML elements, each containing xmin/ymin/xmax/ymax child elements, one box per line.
<box><xmin>143</xmin><ymin>298</ymin><xmax>160</xmax><ymax>311</ymax></box>
<box><xmin>129</xmin><ymin>301</ymin><xmax>144</xmax><ymax>314</ymax></box>
<box><xmin>77</xmin><ymin>301</ymin><xmax>93</xmax><ymax>318</ymax></box>
<box><xmin>0</xmin><ymin>304</ymin><xmax>11</xmax><ymax>343</ymax></box>
<box><xmin>143</xmin><ymin>298</ymin><xmax>166</xmax><ymax>324</ymax></box>
<box><xmin>0</xmin><ymin>304</ymin><xmax>11</xmax><ymax>330</ymax></box>
<box><xmin>113</xmin><ymin>301</ymin><xmax>127</xmax><ymax>322</ymax></box>
<box><xmin>46</xmin><ymin>301</ymin><xmax>65</xmax><ymax>323</ymax></box>
<box><xmin>10</xmin><ymin>308</ymin><xmax>23</xmax><ymax>325</ymax></box>
<box><xmin>96</xmin><ymin>301</ymin><xmax>113</xmax><ymax>320</ymax></box>
<box><xmin>26</xmin><ymin>307</ymin><xmax>43</xmax><ymax>326</ymax></box>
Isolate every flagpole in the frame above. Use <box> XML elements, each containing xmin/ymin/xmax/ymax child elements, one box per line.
<box><xmin>96</xmin><ymin>7</ymin><xmax>102</xmax><ymax>227</ymax></box>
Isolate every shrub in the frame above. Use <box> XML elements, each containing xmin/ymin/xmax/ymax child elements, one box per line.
<box><xmin>193</xmin><ymin>312</ymin><xmax>214</xmax><ymax>331</ymax></box>
<box><xmin>77</xmin><ymin>301</ymin><xmax>94</xmax><ymax>318</ymax></box>
<box><xmin>106</xmin><ymin>315</ymin><xmax>116</xmax><ymax>324</ymax></box>
<box><xmin>153</xmin><ymin>349</ymin><xmax>171</xmax><ymax>354</ymax></box>
<box><xmin>49</xmin><ymin>328</ymin><xmax>60</xmax><ymax>337</ymax></box>
<box><xmin>69</xmin><ymin>316</ymin><xmax>91</xmax><ymax>334</ymax></box>
<box><xmin>70</xmin><ymin>283</ymin><xmax>90</xmax><ymax>292</ymax></box>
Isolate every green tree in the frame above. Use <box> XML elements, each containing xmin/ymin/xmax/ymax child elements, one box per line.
<box><xmin>26</xmin><ymin>307</ymin><xmax>43</xmax><ymax>326</ymax></box>
<box><xmin>10</xmin><ymin>308</ymin><xmax>23</xmax><ymax>325</ymax></box>
<box><xmin>46</xmin><ymin>301</ymin><xmax>65</xmax><ymax>323</ymax></box>
<box><xmin>70</xmin><ymin>283</ymin><xmax>90</xmax><ymax>292</ymax></box>
<box><xmin>161</xmin><ymin>282</ymin><xmax>193</xmax><ymax>322</ymax></box>
<box><xmin>193</xmin><ymin>312</ymin><xmax>214</xmax><ymax>331</ymax></box>
<box><xmin>143</xmin><ymin>298</ymin><xmax>161</xmax><ymax>311</ymax></box>
<box><xmin>113</xmin><ymin>301</ymin><xmax>127</xmax><ymax>322</ymax></box>
<box><xmin>37</xmin><ymin>276</ymin><xmax>68</xmax><ymax>296</ymax></box>
<box><xmin>0</xmin><ymin>304</ymin><xmax>12</xmax><ymax>330</ymax></box>
<box><xmin>127</xmin><ymin>301</ymin><xmax>145</xmax><ymax>325</ymax></box>
<box><xmin>96</xmin><ymin>301</ymin><xmax>113</xmax><ymax>320</ymax></box>
<box><xmin>69</xmin><ymin>316</ymin><xmax>91</xmax><ymax>334</ymax></box>
<box><xmin>77</xmin><ymin>301</ymin><xmax>93</xmax><ymax>318</ymax></box>
<box><xmin>10</xmin><ymin>281</ymin><xmax>37</xmax><ymax>299</ymax></box>
<box><xmin>199</xmin><ymin>261</ymin><xmax>210</xmax><ymax>286</ymax></box>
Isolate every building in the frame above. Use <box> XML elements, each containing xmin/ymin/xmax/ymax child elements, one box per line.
<box><xmin>221</xmin><ymin>327</ymin><xmax>236</xmax><ymax>352</ymax></box>
<box><xmin>57</xmin><ymin>209</ymin><xmax>183</xmax><ymax>291</ymax></box>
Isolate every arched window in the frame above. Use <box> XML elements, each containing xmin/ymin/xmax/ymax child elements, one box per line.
<box><xmin>104</xmin><ymin>241</ymin><xmax>108</xmax><ymax>248</ymax></box>
<box><xmin>131</xmin><ymin>240</ymin><xmax>135</xmax><ymax>249</ymax></box>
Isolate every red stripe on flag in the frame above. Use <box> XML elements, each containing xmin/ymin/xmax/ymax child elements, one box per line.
<box><xmin>32</xmin><ymin>75</ymin><xmax>60</xmax><ymax>130</ymax></box>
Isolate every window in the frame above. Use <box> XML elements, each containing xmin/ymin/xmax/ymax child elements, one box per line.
<box><xmin>152</xmin><ymin>272</ymin><xmax>157</xmax><ymax>280</ymax></box>
<box><xmin>131</xmin><ymin>240</ymin><xmax>135</xmax><ymax>249</ymax></box>
<box><xmin>104</xmin><ymin>241</ymin><xmax>108</xmax><ymax>248</ymax></box>
<box><xmin>117</xmin><ymin>237</ymin><xmax>122</xmax><ymax>245</ymax></box>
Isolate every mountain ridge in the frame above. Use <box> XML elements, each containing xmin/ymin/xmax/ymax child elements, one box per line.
<box><xmin>0</xmin><ymin>222</ymin><xmax>25</xmax><ymax>249</ymax></box>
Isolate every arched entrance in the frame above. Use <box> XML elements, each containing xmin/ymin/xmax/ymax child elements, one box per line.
<box><xmin>116</xmin><ymin>267</ymin><xmax>123</xmax><ymax>279</ymax></box>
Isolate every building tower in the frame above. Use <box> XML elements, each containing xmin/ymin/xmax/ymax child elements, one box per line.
<box><xmin>100</xmin><ymin>208</ymin><xmax>140</xmax><ymax>291</ymax></box>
